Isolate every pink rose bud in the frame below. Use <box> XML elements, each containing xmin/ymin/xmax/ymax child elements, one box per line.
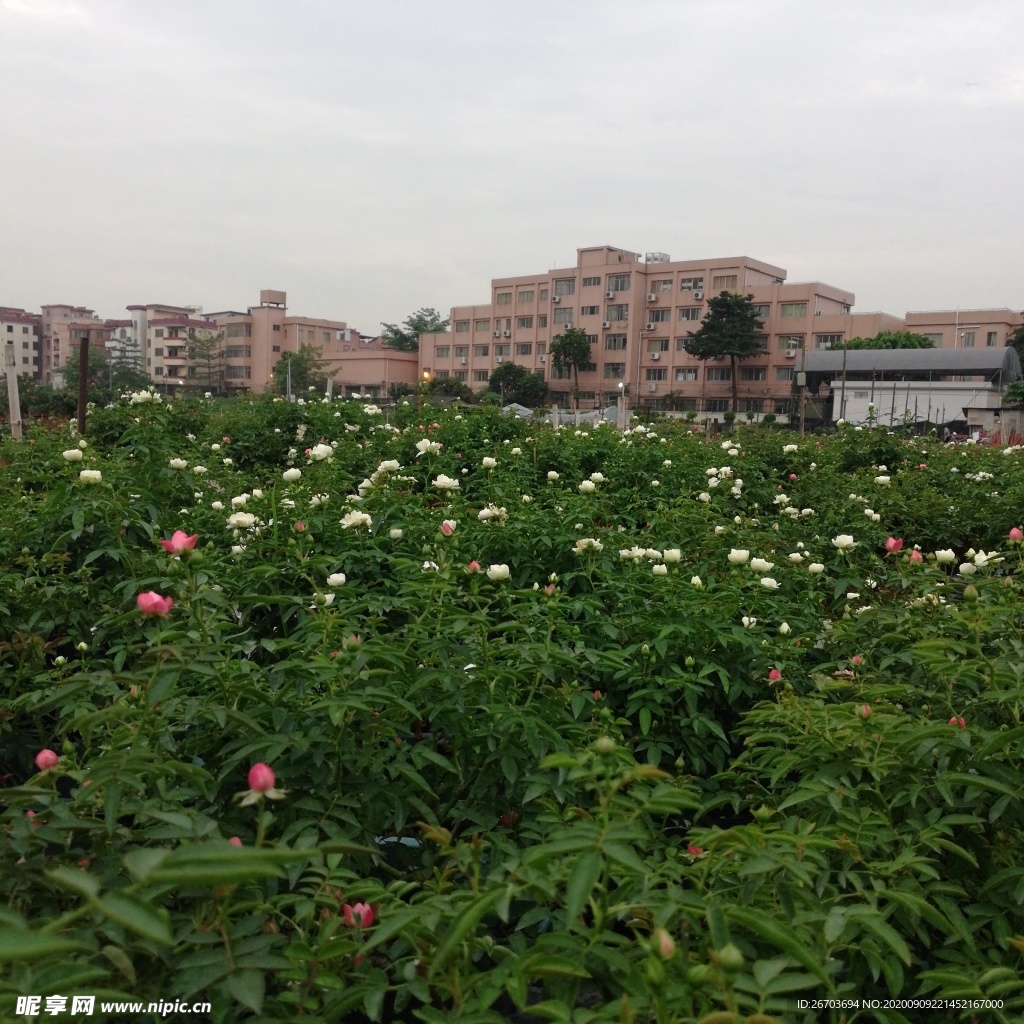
<box><xmin>919</xmin><ymin>463</ymin><xmax>927</xmax><ymax>469</ymax></box>
<box><xmin>593</xmin><ymin>690</ymin><xmax>602</xmax><ymax>699</ymax></box>
<box><xmin>687</xmin><ymin>844</ymin><xmax>705</xmax><ymax>856</ymax></box>
<box><xmin>343</xmin><ymin>902</ymin><xmax>375</xmax><ymax>928</ymax></box>
<box><xmin>1010</xmin><ymin>527</ymin><xmax>1023</xmax><ymax>542</ymax></box>
<box><xmin>851</xmin><ymin>655</ymin><xmax>863</xmax><ymax>665</ymax></box>
<box><xmin>948</xmin><ymin>716</ymin><xmax>966</xmax><ymax>728</ymax></box>
<box><xmin>137</xmin><ymin>591</ymin><xmax>174</xmax><ymax>617</ymax></box>
<box><xmin>441</xmin><ymin>521</ymin><xmax>454</xmax><ymax>536</ymax></box>
<box><xmin>295</xmin><ymin>521</ymin><xmax>305</xmax><ymax>532</ymax></box>
<box><xmin>909</xmin><ymin>550</ymin><xmax>923</xmax><ymax>562</ymax></box>
<box><xmin>467</xmin><ymin>560</ymin><xmax>481</xmax><ymax>572</ymax></box>
<box><xmin>885</xmin><ymin>537</ymin><xmax>903</xmax><ymax>553</ymax></box>
<box><xmin>247</xmin><ymin>762</ymin><xmax>276</xmax><ymax>792</ymax></box>
<box><xmin>768</xmin><ymin>668</ymin><xmax>782</xmax><ymax>682</ymax></box>
<box><xmin>545</xmin><ymin>583</ymin><xmax>556</xmax><ymax>595</ymax></box>
<box><xmin>160</xmin><ymin>530</ymin><xmax>199</xmax><ymax>554</ymax></box>
<box><xmin>856</xmin><ymin>704</ymin><xmax>871</xmax><ymax>719</ymax></box>
<box><xmin>654</xmin><ymin>928</ymin><xmax>676</xmax><ymax>959</ymax></box>
<box><xmin>35</xmin><ymin>749</ymin><xmax>59</xmax><ymax>771</ymax></box>
<box><xmin>229</xmin><ymin>836</ymin><xmax>243</xmax><ymax>847</ymax></box>
<box><xmin>789</xmin><ymin>473</ymin><xmax>797</xmax><ymax>480</ymax></box>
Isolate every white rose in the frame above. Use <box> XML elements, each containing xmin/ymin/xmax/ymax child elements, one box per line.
<box><xmin>283</xmin><ymin>468</ymin><xmax>302</xmax><ymax>482</ymax></box>
<box><xmin>750</xmin><ymin>558</ymin><xmax>774</xmax><ymax>573</ymax></box>
<box><xmin>831</xmin><ymin>535</ymin><xmax>856</xmax><ymax>550</ymax></box>
<box><xmin>389</xmin><ymin>528</ymin><xmax>404</xmax><ymax>539</ymax></box>
<box><xmin>728</xmin><ymin>549</ymin><xmax>750</xmax><ymax>564</ymax></box>
<box><xmin>652</xmin><ymin>564</ymin><xmax>668</xmax><ymax>576</ymax></box>
<box><xmin>486</xmin><ymin>564</ymin><xmax>510</xmax><ymax>580</ymax></box>
<box><xmin>663</xmin><ymin>549</ymin><xmax>681</xmax><ymax>563</ymax></box>
<box><xmin>808</xmin><ymin>563</ymin><xmax>825</xmax><ymax>574</ymax></box>
<box><xmin>169</xmin><ymin>458</ymin><xmax>187</xmax><ymax>470</ymax></box>
<box><xmin>760</xmin><ymin>577</ymin><xmax>780</xmax><ymax>590</ymax></box>
<box><xmin>326</xmin><ymin>573</ymin><xmax>347</xmax><ymax>588</ymax></box>
<box><xmin>62</xmin><ymin>449</ymin><xmax>83</xmax><ymax>462</ymax></box>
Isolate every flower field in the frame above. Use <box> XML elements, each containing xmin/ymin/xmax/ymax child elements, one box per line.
<box><xmin>2</xmin><ymin>394</ymin><xmax>1023</xmax><ymax>1023</ymax></box>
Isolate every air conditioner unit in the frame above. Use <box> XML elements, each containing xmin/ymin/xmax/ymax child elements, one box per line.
<box><xmin>605</xmin><ymin>291</ymin><xmax>615</xmax><ymax>299</ymax></box>
<box><xmin>693</xmin><ymin>291</ymin><xmax>703</xmax><ymax>300</ymax></box>
<box><xmin>503</xmin><ymin>330</ymin><xmax>511</xmax><ymax>337</ymax></box>
<box><xmin>458</xmin><ymin>357</ymin><xmax>467</xmax><ymax>364</ymax></box>
<box><xmin>785</xmin><ymin>349</ymin><xmax>797</xmax><ymax>358</ymax></box>
<box><xmin>815</xmin><ymin>311</ymin><xmax>823</xmax><ymax>316</ymax></box>
<box><xmin>539</xmin><ymin>354</ymin><xmax>546</xmax><ymax>362</ymax></box>
<box><xmin>601</xmin><ymin>321</ymin><xmax>611</xmax><ymax>329</ymax></box>
<box><xmin>496</xmin><ymin>357</ymin><xmax>504</xmax><ymax>363</ymax></box>
<box><xmin>647</xmin><ymin>293</ymin><xmax>658</xmax><ymax>302</ymax></box>
<box><xmin>645</xmin><ymin>323</ymin><xmax>655</xmax><ymax>331</ymax></box>
<box><xmin>493</xmin><ymin>330</ymin><xmax>500</xmax><ymax>338</ymax></box>
<box><xmin>650</xmin><ymin>352</ymin><xmax>661</xmax><ymax>361</ymax></box>
<box><xmin>551</xmin><ymin>295</ymin><xmax>560</xmax><ymax>303</ymax></box>
<box><xmin>647</xmin><ymin>383</ymin><xmax>657</xmax><ymax>392</ymax></box>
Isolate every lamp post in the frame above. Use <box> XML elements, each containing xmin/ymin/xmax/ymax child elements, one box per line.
<box><xmin>419</xmin><ymin>370</ymin><xmax>430</xmax><ymax>411</ymax></box>
<box><xmin>617</xmin><ymin>381</ymin><xmax>625</xmax><ymax>429</ymax></box>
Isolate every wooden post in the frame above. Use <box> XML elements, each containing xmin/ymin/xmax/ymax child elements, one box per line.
<box><xmin>76</xmin><ymin>331</ymin><xmax>89</xmax><ymax>436</ymax></box>
<box><xmin>5</xmin><ymin>341</ymin><xmax>23</xmax><ymax>440</ymax></box>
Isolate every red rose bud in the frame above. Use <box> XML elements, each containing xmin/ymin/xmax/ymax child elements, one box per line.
<box><xmin>247</xmin><ymin>762</ymin><xmax>276</xmax><ymax>792</ymax></box>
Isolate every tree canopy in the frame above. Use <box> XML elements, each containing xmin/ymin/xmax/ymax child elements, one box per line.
<box><xmin>549</xmin><ymin>327</ymin><xmax>593</xmax><ymax>409</ymax></box>
<box><xmin>682</xmin><ymin>291</ymin><xmax>764</xmax><ymax>412</ymax></box>
<box><xmin>61</xmin><ymin>344</ymin><xmax>151</xmax><ymax>406</ymax></box>
<box><xmin>188</xmin><ymin>330</ymin><xmax>225</xmax><ymax>393</ymax></box>
<box><xmin>842</xmin><ymin>331</ymin><xmax>935</xmax><ymax>350</ymax></box>
<box><xmin>270</xmin><ymin>344</ymin><xmax>336</xmax><ymax>396</ymax></box>
<box><xmin>1008</xmin><ymin>317</ymin><xmax>1024</xmax><ymax>362</ymax></box>
<box><xmin>381</xmin><ymin>308</ymin><xmax>450</xmax><ymax>352</ymax></box>
<box><xmin>487</xmin><ymin>362</ymin><xmax>547</xmax><ymax>407</ymax></box>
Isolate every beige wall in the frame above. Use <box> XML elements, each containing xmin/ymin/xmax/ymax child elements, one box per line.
<box><xmin>905</xmin><ymin>309</ymin><xmax>1022</xmax><ymax>350</ymax></box>
<box><xmin>2</xmin><ymin>308</ymin><xmax>42</xmax><ymax>380</ymax></box>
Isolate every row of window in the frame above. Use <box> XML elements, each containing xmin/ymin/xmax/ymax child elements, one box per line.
<box><xmin>5</xmin><ymin>324</ymin><xmax>40</xmax><ymax>334</ymax></box>
<box><xmin>438</xmin><ymin>335</ymin><xmax>822</xmax><ymax>358</ymax></box>
<box><xmin>437</xmin><ymin>343</ymin><xmax>549</xmax><ymax>359</ymax></box>
<box><xmin>494</xmin><ymin>274</ymin><xmax>717</xmax><ymax>304</ymax></box>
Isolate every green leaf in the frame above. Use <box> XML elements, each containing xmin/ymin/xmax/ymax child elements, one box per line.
<box><xmin>520</xmin><ymin>953</ymin><xmax>591</xmax><ymax>980</ymax></box>
<box><xmin>727</xmin><ymin>907</ymin><xmax>832</xmax><ymax>989</ymax></box>
<box><xmin>849</xmin><ymin>908</ymin><xmax>911</xmax><ymax>965</ymax></box>
<box><xmin>224</xmin><ymin>969</ymin><xmax>265</xmax><ymax>1014</ymax></box>
<box><xmin>564</xmin><ymin>851</ymin><xmax>601</xmax><ymax>925</ymax></box>
<box><xmin>428</xmin><ymin>889</ymin><xmax>502</xmax><ymax>980</ymax></box>
<box><xmin>47</xmin><ymin>866</ymin><xmax>101</xmax><ymax>900</ymax></box>
<box><xmin>0</xmin><ymin>931</ymin><xmax>91</xmax><ymax>962</ymax></box>
<box><xmin>97</xmin><ymin>892</ymin><xmax>173</xmax><ymax>946</ymax></box>
<box><xmin>100</xmin><ymin>944</ymin><xmax>137</xmax><ymax>983</ymax></box>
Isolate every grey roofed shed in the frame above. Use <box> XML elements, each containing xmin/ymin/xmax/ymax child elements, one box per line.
<box><xmin>802</xmin><ymin>346</ymin><xmax>1022</xmax><ymax>382</ymax></box>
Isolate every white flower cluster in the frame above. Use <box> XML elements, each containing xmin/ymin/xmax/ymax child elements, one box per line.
<box><xmin>478</xmin><ymin>504</ymin><xmax>508</xmax><ymax>524</ymax></box>
<box><xmin>126</xmin><ymin>389</ymin><xmax>163</xmax><ymax>406</ymax></box>
<box><xmin>573</xmin><ymin>537</ymin><xmax>604</xmax><ymax>555</ymax></box>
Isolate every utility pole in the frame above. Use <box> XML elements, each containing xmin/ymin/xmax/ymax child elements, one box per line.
<box><xmin>4</xmin><ymin>341</ymin><xmax>23</xmax><ymax>440</ymax></box>
<box><xmin>76</xmin><ymin>331</ymin><xmax>89</xmax><ymax>436</ymax></box>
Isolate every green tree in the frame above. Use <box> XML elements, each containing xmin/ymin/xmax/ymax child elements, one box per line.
<box><xmin>426</xmin><ymin>376</ymin><xmax>474</xmax><ymax>403</ymax></box>
<box><xmin>62</xmin><ymin>344</ymin><xmax>150</xmax><ymax>406</ymax></box>
<box><xmin>549</xmin><ymin>327</ymin><xmax>593</xmax><ymax>411</ymax></box>
<box><xmin>381</xmin><ymin>308</ymin><xmax>450</xmax><ymax>352</ymax></box>
<box><xmin>187</xmin><ymin>330</ymin><xmax>225</xmax><ymax>394</ymax></box>
<box><xmin>1008</xmin><ymin>316</ymin><xmax>1024</xmax><ymax>362</ymax></box>
<box><xmin>682</xmin><ymin>291</ymin><xmax>764</xmax><ymax>413</ymax></box>
<box><xmin>1003</xmin><ymin>379</ymin><xmax>1024</xmax><ymax>406</ymax></box>
<box><xmin>487</xmin><ymin>362</ymin><xmax>547</xmax><ymax>407</ymax></box>
<box><xmin>270</xmin><ymin>344</ymin><xmax>336</xmax><ymax>396</ymax></box>
<box><xmin>842</xmin><ymin>331</ymin><xmax>935</xmax><ymax>350</ymax></box>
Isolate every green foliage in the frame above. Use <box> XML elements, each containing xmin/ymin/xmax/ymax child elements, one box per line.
<box><xmin>488</xmin><ymin>361</ymin><xmax>547</xmax><ymax>407</ymax></box>
<box><xmin>426</xmin><ymin>375</ymin><xmax>474</xmax><ymax>402</ymax></box>
<box><xmin>60</xmin><ymin>345</ymin><xmax>151</xmax><ymax>408</ymax></box>
<box><xmin>683</xmin><ymin>292</ymin><xmax>765</xmax><ymax>412</ymax></box>
<box><xmin>381</xmin><ymin>308</ymin><xmax>450</xmax><ymax>352</ymax></box>
<box><xmin>187</xmin><ymin>330</ymin><xmax>225</xmax><ymax>394</ymax></box>
<box><xmin>549</xmin><ymin>327</ymin><xmax>593</xmax><ymax>408</ymax></box>
<box><xmin>843</xmin><ymin>330</ymin><xmax>936</xmax><ymax>349</ymax></box>
<box><xmin>1003</xmin><ymin>379</ymin><xmax>1024</xmax><ymax>406</ymax></box>
<box><xmin>270</xmin><ymin>343</ymin><xmax>336</xmax><ymax>396</ymax></box>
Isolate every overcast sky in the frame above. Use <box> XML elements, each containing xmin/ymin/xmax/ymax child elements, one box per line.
<box><xmin>2</xmin><ymin>0</ymin><xmax>1021</xmax><ymax>331</ymax></box>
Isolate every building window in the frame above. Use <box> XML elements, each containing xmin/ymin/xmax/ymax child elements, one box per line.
<box><xmin>987</xmin><ymin>331</ymin><xmax>998</xmax><ymax>346</ymax></box>
<box><xmin>455</xmin><ymin>321</ymin><xmax>470</xmax><ymax>333</ymax></box>
<box><xmin>154</xmin><ymin>366</ymin><xmax>164</xmax><ymax>376</ymax></box>
<box><xmin>581</xmin><ymin>305</ymin><xmax>600</xmax><ymax>316</ymax></box>
<box><xmin>675</xmin><ymin>397</ymin><xmax>698</xmax><ymax>411</ymax></box>
<box><xmin>518</xmin><ymin>289</ymin><xmax>534</xmax><ymax>304</ymax></box>
<box><xmin>496</xmin><ymin>292</ymin><xmax>512</xmax><ymax>305</ymax></box>
<box><xmin>921</xmin><ymin>333</ymin><xmax>943</xmax><ymax>344</ymax></box>
<box><xmin>582</xmin><ymin>276</ymin><xmax>601</xmax><ymax>287</ymax></box>
<box><xmin>752</xmin><ymin>304</ymin><xmax>771</xmax><ymax>319</ymax></box>
<box><xmin>495</xmin><ymin>344</ymin><xmax>510</xmax><ymax>356</ymax></box>
<box><xmin>675</xmin><ymin>368</ymin><xmax>698</xmax><ymax>382</ymax></box>
<box><xmin>650</xmin><ymin>338</ymin><xmax>669</xmax><ymax>352</ymax></box>
<box><xmin>536</xmin><ymin>343</ymin><xmax>546</xmax><ymax>356</ymax></box>
<box><xmin>154</xmin><ymin>347</ymin><xmax>164</xmax><ymax>357</ymax></box>
<box><xmin>740</xmin><ymin>366</ymin><xmax>766</xmax><ymax>381</ymax></box>
<box><xmin>607</xmin><ymin>273</ymin><xmax>630</xmax><ymax>292</ymax></box>
<box><xmin>454</xmin><ymin>345</ymin><xmax>469</xmax><ymax>358</ymax></box>
<box><xmin>538</xmin><ymin>315</ymin><xmax>548</xmax><ymax>328</ymax></box>
<box><xmin>473</xmin><ymin>369</ymin><xmax>489</xmax><ymax>382</ymax></box>
<box><xmin>225</xmin><ymin>345</ymin><xmax>252</xmax><ymax>358</ymax></box>
<box><xmin>272</xmin><ymin>345</ymin><xmax>281</xmax><ymax>352</ymax></box>
<box><xmin>814</xmin><ymin>334</ymin><xmax>842</xmax><ymax>348</ymax></box>
<box><xmin>273</xmin><ymin>324</ymin><xmax>281</xmax><ymax>332</ymax></box>
<box><xmin>776</xmin><ymin>367</ymin><xmax>794</xmax><ymax>381</ymax></box>
<box><xmin>706</xmin><ymin>367</ymin><xmax>731</xmax><ymax>381</ymax></box>
<box><xmin>780</xmin><ymin>302</ymin><xmax>807</xmax><ymax>318</ymax></box>
<box><xmin>606</xmin><ymin>303</ymin><xmax>628</xmax><ymax>322</ymax></box>
<box><xmin>226</xmin><ymin>365</ymin><xmax>252</xmax><ymax>379</ymax></box>
<box><xmin>21</xmin><ymin>341</ymin><xmax>28</xmax><ymax>349</ymax></box>
<box><xmin>780</xmin><ymin>335</ymin><xmax>805</xmax><ymax>349</ymax></box>
<box><xmin>436</xmin><ymin>345</ymin><xmax>450</xmax><ymax>358</ymax></box>
<box><xmin>604</xmin><ymin>362</ymin><xmax>625</xmax><ymax>379</ymax></box>
<box><xmin>962</xmin><ymin>331</ymin><xmax>976</xmax><ymax>347</ymax></box>
<box><xmin>515</xmin><ymin>343</ymin><xmax>532</xmax><ymax>355</ymax></box>
<box><xmin>774</xmin><ymin>399</ymin><xmax>792</xmax><ymax>415</ymax></box>
<box><xmin>678</xmin><ymin>307</ymin><xmax>702</xmax><ymax>321</ymax></box>
<box><xmin>550</xmin><ymin>364</ymin><xmax>572</xmax><ymax>380</ymax></box>
<box><xmin>676</xmin><ymin>338</ymin><xmax>690</xmax><ymax>351</ymax></box>
<box><xmin>649</xmin><ymin>309</ymin><xmax>670</xmax><ymax>322</ymax></box>
<box><xmin>474</xmin><ymin>344</ymin><xmax>490</xmax><ymax>357</ymax></box>
<box><xmin>553</xmin><ymin>308</ymin><xmax>574</xmax><ymax>325</ymax></box>
<box><xmin>754</xmin><ymin>334</ymin><xmax>769</xmax><ymax>351</ymax></box>
<box><xmin>154</xmin><ymin>329</ymin><xmax>164</xmax><ymax>338</ymax></box>
<box><xmin>706</xmin><ymin>398</ymin><xmax>729</xmax><ymax>412</ymax></box>
<box><xmin>454</xmin><ymin>370</ymin><xmax>468</xmax><ymax>381</ymax></box>
<box><xmin>539</xmin><ymin>288</ymin><xmax>549</xmax><ymax>302</ymax></box>
<box><xmin>605</xmin><ymin>334</ymin><xmax>627</xmax><ymax>350</ymax></box>
<box><xmin>646</xmin><ymin>368</ymin><xmax>668</xmax><ymax>381</ymax></box>
<box><xmin>679</xmin><ymin>277</ymin><xmax>704</xmax><ymax>291</ymax></box>
<box><xmin>740</xmin><ymin>398</ymin><xmax>764</xmax><ymax>413</ymax></box>
<box><xmin>517</xmin><ymin>316</ymin><xmax>534</xmax><ymax>329</ymax></box>
<box><xmin>474</xmin><ymin>319</ymin><xmax>490</xmax><ymax>332</ymax></box>
<box><xmin>554</xmin><ymin>278</ymin><xmax>575</xmax><ymax>296</ymax></box>
<box><xmin>713</xmin><ymin>275</ymin><xmax>738</xmax><ymax>290</ymax></box>
<box><xmin>652</xmin><ymin>279</ymin><xmax>673</xmax><ymax>293</ymax></box>
<box><xmin>435</xmin><ymin>369</ymin><xmax>450</xmax><ymax>379</ymax></box>
<box><xmin>225</xmin><ymin>324</ymin><xmax>251</xmax><ymax>338</ymax></box>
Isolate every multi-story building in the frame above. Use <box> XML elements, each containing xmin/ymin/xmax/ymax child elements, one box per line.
<box><xmin>904</xmin><ymin>309</ymin><xmax>1021</xmax><ymax>350</ymax></box>
<box><xmin>422</xmin><ymin>245</ymin><xmax>1019</xmax><ymax>420</ymax></box>
<box><xmin>40</xmin><ymin>304</ymin><xmax>108</xmax><ymax>386</ymax></box>
<box><xmin>1</xmin><ymin>307</ymin><xmax>42</xmax><ymax>381</ymax></box>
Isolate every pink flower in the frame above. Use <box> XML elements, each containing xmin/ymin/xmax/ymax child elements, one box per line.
<box><xmin>295</xmin><ymin>521</ymin><xmax>305</xmax><ymax>532</ymax></box>
<box><xmin>789</xmin><ymin>473</ymin><xmax>797</xmax><ymax>480</ymax></box>
<box><xmin>768</xmin><ymin>668</ymin><xmax>782</xmax><ymax>682</ymax></box>
<box><xmin>440</xmin><ymin>520</ymin><xmax>455</xmax><ymax>536</ymax></box>
<box><xmin>229</xmin><ymin>836</ymin><xmax>243</xmax><ymax>847</ymax></box>
<box><xmin>654</xmin><ymin>928</ymin><xmax>676</xmax><ymax>959</ymax></box>
<box><xmin>544</xmin><ymin>583</ymin><xmax>556</xmax><ymax>595</ymax></box>
<box><xmin>687</xmin><ymin>844</ymin><xmax>705</xmax><ymax>857</ymax></box>
<box><xmin>160</xmin><ymin>530</ymin><xmax>198</xmax><ymax>554</ymax></box>
<box><xmin>137</xmin><ymin>591</ymin><xmax>174</xmax><ymax>617</ymax></box>
<box><xmin>1009</xmin><ymin>527</ymin><xmax>1023</xmax><ymax>543</ymax></box>
<box><xmin>851</xmin><ymin>655</ymin><xmax>863</xmax><ymax>665</ymax></box>
<box><xmin>855</xmin><ymin>704</ymin><xmax>871</xmax><ymax>719</ymax></box>
<box><xmin>35</xmin><ymin>749</ymin><xmax>59</xmax><ymax>771</ymax></box>
<box><xmin>247</xmin><ymin>763</ymin><xmax>276</xmax><ymax>792</ymax></box>
<box><xmin>909</xmin><ymin>550</ymin><xmax>923</xmax><ymax>563</ymax></box>
<box><xmin>466</xmin><ymin>560</ymin><xmax>481</xmax><ymax>572</ymax></box>
<box><xmin>593</xmin><ymin>690</ymin><xmax>602</xmax><ymax>699</ymax></box>
<box><xmin>948</xmin><ymin>716</ymin><xmax>966</xmax><ymax>728</ymax></box>
<box><xmin>885</xmin><ymin>537</ymin><xmax>903</xmax><ymax>553</ymax></box>
<box><xmin>919</xmin><ymin>463</ymin><xmax>927</xmax><ymax>470</ymax></box>
<box><xmin>343</xmin><ymin>902</ymin><xmax>375</xmax><ymax>928</ymax></box>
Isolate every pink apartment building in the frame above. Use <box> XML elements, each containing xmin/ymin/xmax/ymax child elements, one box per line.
<box><xmin>38</xmin><ymin>304</ymin><xmax>109</xmax><ymax>386</ymax></box>
<box><xmin>419</xmin><ymin>245</ymin><xmax>1021</xmax><ymax>419</ymax></box>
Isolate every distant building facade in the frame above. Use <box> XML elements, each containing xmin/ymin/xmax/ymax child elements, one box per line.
<box><xmin>1</xmin><ymin>307</ymin><xmax>42</xmax><ymax>381</ymax></box>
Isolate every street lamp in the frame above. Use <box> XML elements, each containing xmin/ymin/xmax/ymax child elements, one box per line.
<box><xmin>617</xmin><ymin>381</ymin><xmax>625</xmax><ymax>429</ymax></box>
<box><xmin>419</xmin><ymin>371</ymin><xmax>430</xmax><ymax>411</ymax></box>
